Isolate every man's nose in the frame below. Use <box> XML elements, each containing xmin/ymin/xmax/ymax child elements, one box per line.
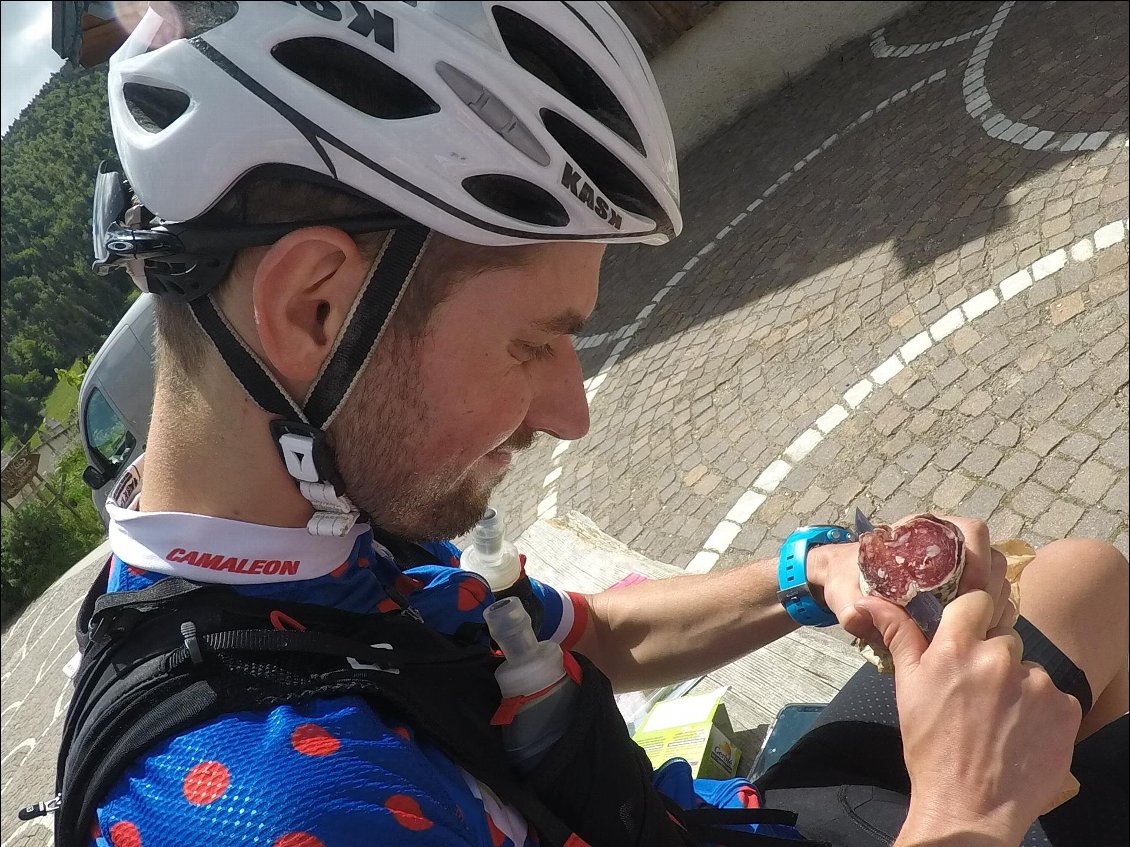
<box><xmin>525</xmin><ymin>344</ymin><xmax>590</xmax><ymax>441</ymax></box>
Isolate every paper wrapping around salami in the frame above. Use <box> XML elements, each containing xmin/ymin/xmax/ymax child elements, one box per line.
<box><xmin>858</xmin><ymin>514</ymin><xmax>966</xmax><ymax>605</ymax></box>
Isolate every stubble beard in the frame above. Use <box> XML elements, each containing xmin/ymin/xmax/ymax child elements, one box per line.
<box><xmin>328</xmin><ymin>342</ymin><xmax>534</xmax><ymax>542</ymax></box>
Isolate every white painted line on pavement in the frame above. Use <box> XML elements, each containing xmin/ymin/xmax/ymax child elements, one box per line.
<box><xmin>870</xmin><ymin>355</ymin><xmax>905</xmax><ymax>385</ymax></box>
<box><xmin>844</xmin><ymin>379</ymin><xmax>874</xmax><ymax>409</ymax></box>
<box><xmin>783</xmin><ymin>428</ymin><xmax>823</xmax><ymax>463</ymax></box>
<box><xmin>899</xmin><ymin>332</ymin><xmax>932</xmax><ymax>364</ymax></box>
<box><xmin>704</xmin><ymin>520</ymin><xmax>742</xmax><ymax>554</ymax></box>
<box><xmin>725</xmin><ymin>491</ymin><xmax>767</xmax><ymax>524</ymax></box>
<box><xmin>959</xmin><ymin>1</ymin><xmax>1121</xmax><ymax>152</ymax></box>
<box><xmin>928</xmin><ymin>308</ymin><xmax>966</xmax><ymax>341</ymax></box>
<box><xmin>688</xmin><ymin>216</ymin><xmax>1128</xmax><ymax>572</ymax></box>
<box><xmin>752</xmin><ymin>459</ymin><xmax>793</xmax><ymax>494</ymax></box>
<box><xmin>534</xmin><ymin>71</ymin><xmax>951</xmax><ymax>521</ymax></box>
<box><xmin>686</xmin><ymin>551</ymin><xmax>720</xmax><ymax>574</ymax></box>
<box><xmin>1000</xmin><ymin>268</ymin><xmax>1033</xmax><ymax>300</ymax></box>
<box><xmin>871</xmin><ymin>23</ymin><xmax>989</xmax><ymax>57</ymax></box>
<box><xmin>814</xmin><ymin>404</ymin><xmax>849</xmax><ymax>434</ymax></box>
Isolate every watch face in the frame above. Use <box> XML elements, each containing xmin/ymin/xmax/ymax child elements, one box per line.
<box><xmin>796</xmin><ymin>525</ymin><xmax>853</xmax><ymax>543</ymax></box>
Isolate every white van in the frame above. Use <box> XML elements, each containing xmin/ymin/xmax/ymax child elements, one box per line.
<box><xmin>79</xmin><ymin>293</ymin><xmax>156</xmax><ymax>525</ymax></box>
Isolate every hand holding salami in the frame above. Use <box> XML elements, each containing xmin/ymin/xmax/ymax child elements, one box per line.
<box><xmin>850</xmin><ymin>513</ymin><xmax>1081</xmax><ymax>832</ymax></box>
<box><xmin>813</xmin><ymin>514</ymin><xmax>1017</xmax><ymax>659</ymax></box>
<box><xmin>854</xmin><ymin>514</ymin><xmax>1032</xmax><ymax>673</ymax></box>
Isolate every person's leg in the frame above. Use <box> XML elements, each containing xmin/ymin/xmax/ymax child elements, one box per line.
<box><xmin>756</xmin><ymin>538</ymin><xmax>1128</xmax><ymax>845</ymax></box>
<box><xmin>1013</xmin><ymin>538</ymin><xmax>1129</xmax><ymax>741</ymax></box>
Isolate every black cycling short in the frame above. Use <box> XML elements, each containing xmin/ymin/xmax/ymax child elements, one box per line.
<box><xmin>754</xmin><ymin>615</ymin><xmax>1127</xmax><ymax>847</ymax></box>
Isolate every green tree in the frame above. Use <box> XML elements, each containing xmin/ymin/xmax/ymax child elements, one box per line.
<box><xmin>1</xmin><ymin>444</ymin><xmax>105</xmax><ymax>622</ymax></box>
<box><xmin>1</xmin><ymin>63</ymin><xmax>129</xmax><ymax>444</ymax></box>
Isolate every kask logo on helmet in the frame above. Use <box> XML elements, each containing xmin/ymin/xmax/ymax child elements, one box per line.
<box><xmin>281</xmin><ymin>0</ymin><xmax>395</xmax><ymax>50</ymax></box>
<box><xmin>561</xmin><ymin>163</ymin><xmax>623</xmax><ymax>229</ymax></box>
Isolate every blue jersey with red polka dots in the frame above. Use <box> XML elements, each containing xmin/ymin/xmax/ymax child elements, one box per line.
<box><xmin>92</xmin><ymin>527</ymin><xmax>794</xmax><ymax>846</ymax></box>
<box><xmin>92</xmin><ymin>529</ymin><xmax>590</xmax><ymax>847</ymax></box>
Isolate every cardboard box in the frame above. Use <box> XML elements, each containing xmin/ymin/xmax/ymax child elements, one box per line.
<box><xmin>631</xmin><ymin>687</ymin><xmax>741</xmax><ymax>780</ymax></box>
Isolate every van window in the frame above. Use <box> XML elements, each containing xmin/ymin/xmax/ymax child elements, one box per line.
<box><xmin>85</xmin><ymin>387</ymin><xmax>136</xmax><ymax>473</ymax></box>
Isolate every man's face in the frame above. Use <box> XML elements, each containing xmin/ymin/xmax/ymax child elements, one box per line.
<box><xmin>331</xmin><ymin>241</ymin><xmax>604</xmax><ymax>540</ymax></box>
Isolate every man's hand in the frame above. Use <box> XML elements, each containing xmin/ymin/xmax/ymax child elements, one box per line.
<box><xmin>858</xmin><ymin>590</ymin><xmax>1082</xmax><ymax>843</ymax></box>
<box><xmin>811</xmin><ymin>516</ymin><xmax>1013</xmax><ymax>650</ymax></box>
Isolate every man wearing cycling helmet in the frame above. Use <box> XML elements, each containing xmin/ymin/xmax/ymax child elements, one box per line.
<box><xmin>62</xmin><ymin>2</ymin><xmax>1126</xmax><ymax>846</ymax></box>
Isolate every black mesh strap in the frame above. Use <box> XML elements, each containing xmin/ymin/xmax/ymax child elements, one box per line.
<box><xmin>303</xmin><ymin>225</ymin><xmax>430</xmax><ymax>428</ymax></box>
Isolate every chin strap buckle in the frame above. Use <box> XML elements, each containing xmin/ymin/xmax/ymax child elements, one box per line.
<box><xmin>270</xmin><ymin>420</ymin><xmax>360</xmax><ymax>537</ymax></box>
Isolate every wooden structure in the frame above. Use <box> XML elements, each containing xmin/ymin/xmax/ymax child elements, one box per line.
<box><xmin>1</xmin><ymin>441</ymin><xmax>84</xmax><ymax>520</ymax></box>
<box><xmin>518</xmin><ymin>511</ymin><xmax>865</xmax><ymax>771</ymax></box>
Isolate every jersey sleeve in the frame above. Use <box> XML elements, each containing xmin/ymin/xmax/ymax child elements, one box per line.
<box><xmin>526</xmin><ymin>577</ymin><xmax>590</xmax><ymax>649</ymax></box>
<box><xmin>402</xmin><ymin>544</ymin><xmax>591</xmax><ymax>650</ymax></box>
<box><xmin>90</xmin><ymin>696</ymin><xmax>484</xmax><ymax>847</ymax></box>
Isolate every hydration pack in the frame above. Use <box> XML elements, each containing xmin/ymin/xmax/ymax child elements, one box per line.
<box><xmin>26</xmin><ymin>565</ymin><xmax>824</xmax><ymax>847</ymax></box>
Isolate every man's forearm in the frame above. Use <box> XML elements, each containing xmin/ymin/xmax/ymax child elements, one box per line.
<box><xmin>571</xmin><ymin>553</ymin><xmax>826</xmax><ymax>691</ymax></box>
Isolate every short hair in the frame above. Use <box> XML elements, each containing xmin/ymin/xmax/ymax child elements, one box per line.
<box><xmin>153</xmin><ymin>36</ymin><xmax>543</xmax><ymax>384</ymax></box>
<box><xmin>154</xmin><ymin>177</ymin><xmax>542</xmax><ymax>383</ymax></box>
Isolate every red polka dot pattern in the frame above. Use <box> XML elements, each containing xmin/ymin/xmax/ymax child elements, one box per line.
<box><xmin>269</xmin><ymin>610</ymin><xmax>306</xmax><ymax>632</ymax></box>
<box><xmin>183</xmin><ymin>760</ymin><xmax>230</xmax><ymax>805</ymax></box>
<box><xmin>329</xmin><ymin>561</ymin><xmax>349</xmax><ymax>578</ymax></box>
<box><xmin>291</xmin><ymin>723</ymin><xmax>340</xmax><ymax>757</ymax></box>
<box><xmin>457</xmin><ymin>577</ymin><xmax>488</xmax><ymax>611</ymax></box>
<box><xmin>737</xmin><ymin>785</ymin><xmax>760</xmax><ymax>808</ymax></box>
<box><xmin>109</xmin><ymin>821</ymin><xmax>141</xmax><ymax>847</ymax></box>
<box><xmin>391</xmin><ymin>725</ymin><xmax>411</xmax><ymax>743</ymax></box>
<box><xmin>376</xmin><ymin>597</ymin><xmax>400</xmax><ymax>613</ymax></box>
<box><xmin>272</xmin><ymin>833</ymin><xmax>324</xmax><ymax>847</ymax></box>
<box><xmin>394</xmin><ymin>574</ymin><xmax>422</xmax><ymax>596</ymax></box>
<box><xmin>385</xmin><ymin>793</ymin><xmax>433</xmax><ymax>831</ymax></box>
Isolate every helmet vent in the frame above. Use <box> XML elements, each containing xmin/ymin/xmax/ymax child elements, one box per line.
<box><xmin>462</xmin><ymin>174</ymin><xmax>569</xmax><ymax>227</ymax></box>
<box><xmin>122</xmin><ymin>83</ymin><xmax>191</xmax><ymax>132</ymax></box>
<box><xmin>492</xmin><ymin>7</ymin><xmax>645</xmax><ymax>157</ymax></box>
<box><xmin>272</xmin><ymin>37</ymin><xmax>439</xmax><ymax>120</ymax></box>
<box><xmin>540</xmin><ymin>109</ymin><xmax>669</xmax><ymax>238</ymax></box>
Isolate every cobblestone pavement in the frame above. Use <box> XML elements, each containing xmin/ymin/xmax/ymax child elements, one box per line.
<box><xmin>2</xmin><ymin>1</ymin><xmax>1127</xmax><ymax>843</ymax></box>
<box><xmin>492</xmin><ymin>0</ymin><xmax>1129</xmax><ymax>571</ymax></box>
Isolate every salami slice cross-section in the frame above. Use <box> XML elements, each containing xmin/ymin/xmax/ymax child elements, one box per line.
<box><xmin>858</xmin><ymin>514</ymin><xmax>966</xmax><ymax>605</ymax></box>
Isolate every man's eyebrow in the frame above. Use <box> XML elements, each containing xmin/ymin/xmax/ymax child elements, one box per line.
<box><xmin>533</xmin><ymin>311</ymin><xmax>588</xmax><ymax>335</ymax></box>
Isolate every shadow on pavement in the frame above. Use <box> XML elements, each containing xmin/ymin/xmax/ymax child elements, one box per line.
<box><xmin>582</xmin><ymin>0</ymin><xmax>1128</xmax><ymax>375</ymax></box>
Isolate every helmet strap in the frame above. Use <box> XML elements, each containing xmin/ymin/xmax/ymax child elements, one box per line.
<box><xmin>188</xmin><ymin>225</ymin><xmax>432</xmax><ymax>536</ymax></box>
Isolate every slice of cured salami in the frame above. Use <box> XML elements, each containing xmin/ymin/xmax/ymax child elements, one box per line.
<box><xmin>858</xmin><ymin>514</ymin><xmax>966</xmax><ymax>605</ymax></box>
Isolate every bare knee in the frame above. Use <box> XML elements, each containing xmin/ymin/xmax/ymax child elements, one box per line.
<box><xmin>1023</xmin><ymin>538</ymin><xmax>1129</xmax><ymax>645</ymax></box>
<box><xmin>1031</xmin><ymin>538</ymin><xmax>1129</xmax><ymax>597</ymax></box>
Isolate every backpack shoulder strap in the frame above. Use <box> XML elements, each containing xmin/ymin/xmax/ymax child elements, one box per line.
<box><xmin>52</xmin><ymin>579</ymin><xmax>580</xmax><ymax>847</ymax></box>
<box><xmin>73</xmin><ymin>555</ymin><xmax>112</xmax><ymax>654</ymax></box>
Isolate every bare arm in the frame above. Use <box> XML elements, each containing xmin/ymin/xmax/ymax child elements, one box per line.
<box><xmin>569</xmin><ymin>553</ymin><xmax>825</xmax><ymax>691</ymax></box>
<box><xmin>567</xmin><ymin>516</ymin><xmax>1074</xmax><ymax>844</ymax></box>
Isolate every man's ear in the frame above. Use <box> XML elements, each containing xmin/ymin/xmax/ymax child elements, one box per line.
<box><xmin>252</xmin><ymin>226</ymin><xmax>375</xmax><ymax>389</ymax></box>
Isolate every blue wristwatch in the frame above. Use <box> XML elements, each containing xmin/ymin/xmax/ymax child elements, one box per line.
<box><xmin>777</xmin><ymin>525</ymin><xmax>855</xmax><ymax>627</ymax></box>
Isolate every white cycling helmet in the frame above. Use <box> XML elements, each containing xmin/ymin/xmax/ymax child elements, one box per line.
<box><xmin>95</xmin><ymin>1</ymin><xmax>682</xmax><ymax>536</ymax></box>
<box><xmin>107</xmin><ymin>0</ymin><xmax>680</xmax><ymax>247</ymax></box>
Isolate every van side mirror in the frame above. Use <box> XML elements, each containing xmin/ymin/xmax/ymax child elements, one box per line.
<box><xmin>82</xmin><ymin>465</ymin><xmax>108</xmax><ymax>490</ymax></box>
